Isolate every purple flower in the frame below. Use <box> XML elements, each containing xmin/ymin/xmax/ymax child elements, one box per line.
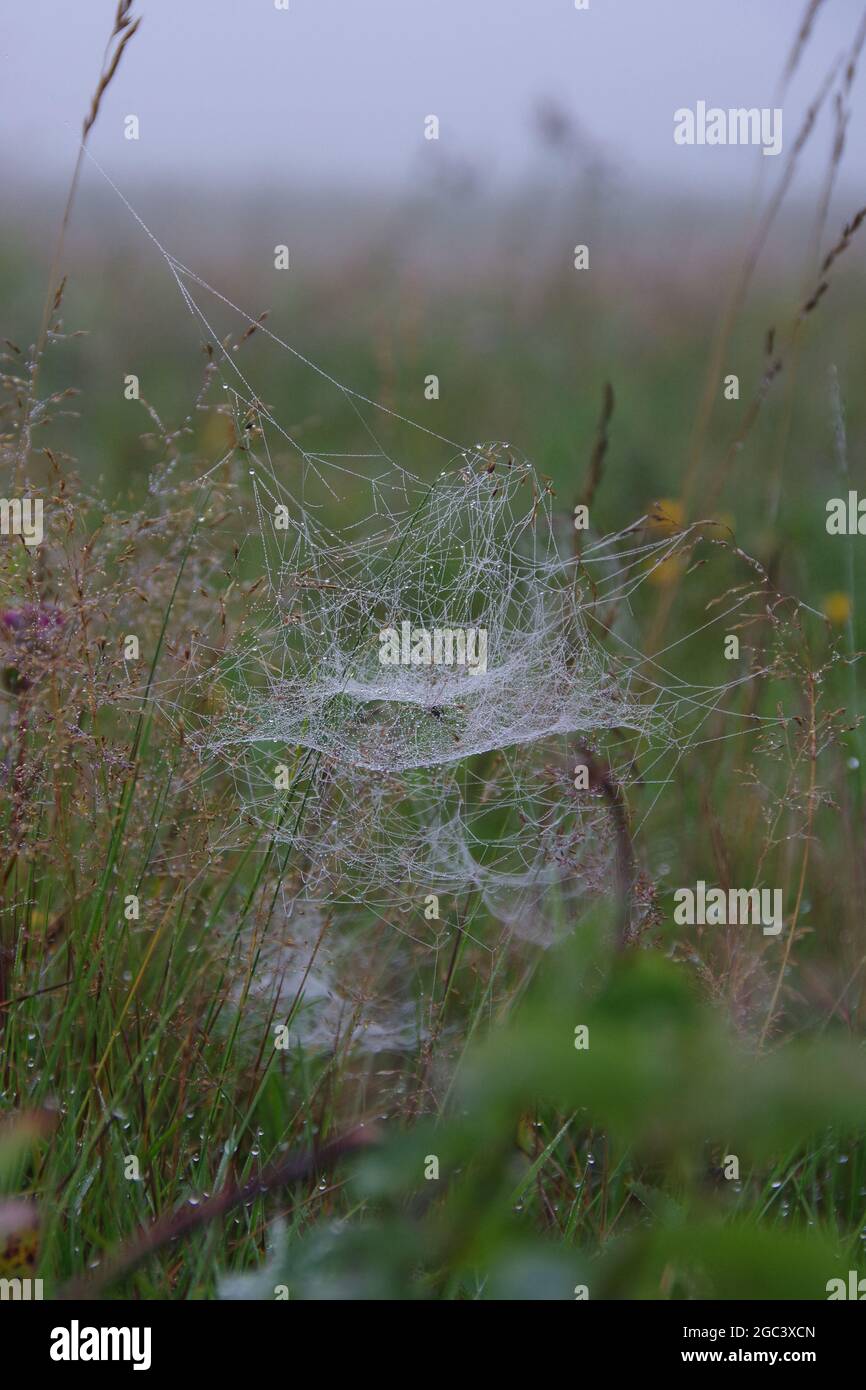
<box><xmin>1</xmin><ymin>603</ymin><xmax>65</xmax><ymax>693</ymax></box>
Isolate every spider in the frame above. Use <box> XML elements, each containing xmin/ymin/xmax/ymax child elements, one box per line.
<box><xmin>425</xmin><ymin>700</ymin><xmax>466</xmax><ymax>720</ymax></box>
<box><xmin>425</xmin><ymin>701</ymin><xmax>466</xmax><ymax>742</ymax></box>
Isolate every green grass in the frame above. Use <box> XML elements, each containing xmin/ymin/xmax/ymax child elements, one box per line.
<box><xmin>2</xmin><ymin>191</ymin><xmax>866</xmax><ymax>1300</ymax></box>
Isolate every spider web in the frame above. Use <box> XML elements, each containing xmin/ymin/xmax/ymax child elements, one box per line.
<box><xmin>80</xmin><ymin>153</ymin><xmax>796</xmax><ymax>1049</ymax></box>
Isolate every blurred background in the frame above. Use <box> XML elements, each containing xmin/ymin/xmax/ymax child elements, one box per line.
<box><xmin>1</xmin><ymin>0</ymin><xmax>864</xmax><ymax>574</ymax></box>
<box><xmin>4</xmin><ymin>0</ymin><xmax>866</xmax><ymax>1301</ymax></box>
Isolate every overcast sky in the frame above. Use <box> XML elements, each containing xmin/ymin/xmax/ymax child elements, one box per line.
<box><xmin>0</xmin><ymin>0</ymin><xmax>864</xmax><ymax>199</ymax></box>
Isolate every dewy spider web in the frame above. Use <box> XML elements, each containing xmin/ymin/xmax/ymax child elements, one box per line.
<box><xmin>85</xmin><ymin>152</ymin><xmax>787</xmax><ymax>954</ymax></box>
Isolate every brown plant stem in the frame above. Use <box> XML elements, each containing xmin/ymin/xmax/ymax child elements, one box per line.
<box><xmin>576</xmin><ymin>743</ymin><xmax>637</xmax><ymax>950</ymax></box>
<box><xmin>758</xmin><ymin>673</ymin><xmax>818</xmax><ymax>1049</ymax></box>
<box><xmin>58</xmin><ymin>1124</ymin><xmax>378</xmax><ymax>1301</ymax></box>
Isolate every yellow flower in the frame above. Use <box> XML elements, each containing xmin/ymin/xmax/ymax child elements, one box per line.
<box><xmin>648</xmin><ymin>555</ymin><xmax>687</xmax><ymax>587</ymax></box>
<box><xmin>823</xmin><ymin>591</ymin><xmax>852</xmax><ymax>626</ymax></box>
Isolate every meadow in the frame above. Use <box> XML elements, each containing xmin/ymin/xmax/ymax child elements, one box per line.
<box><xmin>2</xmin><ymin>4</ymin><xmax>866</xmax><ymax>1303</ymax></box>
